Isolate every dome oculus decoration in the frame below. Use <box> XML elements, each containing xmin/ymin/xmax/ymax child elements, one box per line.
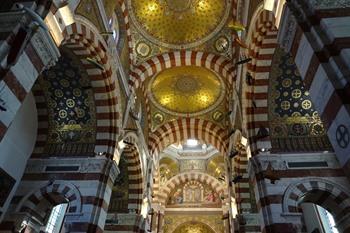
<box><xmin>149</xmin><ymin>66</ymin><xmax>225</xmax><ymax>116</ymax></box>
<box><xmin>128</xmin><ymin>0</ymin><xmax>230</xmax><ymax>49</ymax></box>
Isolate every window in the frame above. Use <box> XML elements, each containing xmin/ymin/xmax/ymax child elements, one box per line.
<box><xmin>45</xmin><ymin>203</ymin><xmax>68</xmax><ymax>233</ymax></box>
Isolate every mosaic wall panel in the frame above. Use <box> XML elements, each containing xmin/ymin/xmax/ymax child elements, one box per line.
<box><xmin>268</xmin><ymin>48</ymin><xmax>333</xmax><ymax>152</ymax></box>
<box><xmin>166</xmin><ymin>180</ymin><xmax>222</xmax><ymax>208</ymax></box>
<box><xmin>41</xmin><ymin>49</ymin><xmax>96</xmax><ymax>156</ymax></box>
<box><xmin>164</xmin><ymin>215</ymin><xmax>224</xmax><ymax>233</ymax></box>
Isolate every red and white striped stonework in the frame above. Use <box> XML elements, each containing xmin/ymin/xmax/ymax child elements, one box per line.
<box><xmin>129</xmin><ymin>51</ymin><xmax>235</xmax><ymax>91</ymax></box>
<box><xmin>248</xmin><ymin>152</ymin><xmax>350</xmax><ymax>233</ymax></box>
<box><xmin>62</xmin><ymin>20</ymin><xmax>120</xmax><ymax>157</ymax></box>
<box><xmin>0</xmin><ymin>1</ymin><xmax>59</xmax><ymax>144</ymax></box>
<box><xmin>244</xmin><ymin>10</ymin><xmax>277</xmax><ymax>155</ymax></box>
<box><xmin>279</xmin><ymin>1</ymin><xmax>350</xmax><ymax>177</ymax></box>
<box><xmin>157</xmin><ymin>171</ymin><xmax>227</xmax><ymax>206</ymax></box>
<box><xmin>117</xmin><ymin>0</ymin><xmax>134</xmax><ymax>66</ymax></box>
<box><xmin>0</xmin><ymin>157</ymin><xmax>118</xmax><ymax>233</ymax></box>
<box><xmin>148</xmin><ymin>118</ymin><xmax>229</xmax><ymax>158</ymax></box>
<box><xmin>105</xmin><ymin>142</ymin><xmax>145</xmax><ymax>233</ymax></box>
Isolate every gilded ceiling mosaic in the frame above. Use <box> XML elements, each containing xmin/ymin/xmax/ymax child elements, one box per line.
<box><xmin>41</xmin><ymin>50</ymin><xmax>96</xmax><ymax>156</ymax></box>
<box><xmin>128</xmin><ymin>0</ymin><xmax>230</xmax><ymax>49</ymax></box>
<box><xmin>164</xmin><ymin>215</ymin><xmax>223</xmax><ymax>233</ymax></box>
<box><xmin>268</xmin><ymin>48</ymin><xmax>333</xmax><ymax>152</ymax></box>
<box><xmin>173</xmin><ymin>222</ymin><xmax>216</xmax><ymax>233</ymax></box>
<box><xmin>149</xmin><ymin>66</ymin><xmax>225</xmax><ymax>117</ymax></box>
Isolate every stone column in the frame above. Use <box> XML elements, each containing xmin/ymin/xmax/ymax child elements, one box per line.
<box><xmin>278</xmin><ymin>0</ymin><xmax>350</xmax><ymax>179</ymax></box>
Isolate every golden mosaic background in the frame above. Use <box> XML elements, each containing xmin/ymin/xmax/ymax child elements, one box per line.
<box><xmin>129</xmin><ymin>0</ymin><xmax>229</xmax><ymax>48</ymax></box>
<box><xmin>164</xmin><ymin>215</ymin><xmax>223</xmax><ymax>233</ymax></box>
<box><xmin>149</xmin><ymin>66</ymin><xmax>224</xmax><ymax>116</ymax></box>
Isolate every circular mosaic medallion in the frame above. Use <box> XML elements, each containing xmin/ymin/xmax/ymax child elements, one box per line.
<box><xmin>214</xmin><ymin>36</ymin><xmax>229</xmax><ymax>53</ymax></box>
<box><xmin>136</xmin><ymin>41</ymin><xmax>151</xmax><ymax>57</ymax></box>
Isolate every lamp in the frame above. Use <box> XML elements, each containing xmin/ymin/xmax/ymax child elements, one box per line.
<box><xmin>263</xmin><ymin>162</ymin><xmax>280</xmax><ymax>184</ymax></box>
<box><xmin>229</xmin><ymin>150</ymin><xmax>239</xmax><ymax>158</ymax></box>
<box><xmin>86</xmin><ymin>58</ymin><xmax>104</xmax><ymax>71</ymax></box>
<box><xmin>232</xmin><ymin>175</ymin><xmax>243</xmax><ymax>184</ymax></box>
<box><xmin>256</xmin><ymin>126</ymin><xmax>269</xmax><ymax>139</ymax></box>
<box><xmin>263</xmin><ymin>0</ymin><xmax>275</xmax><ymax>11</ymax></box>
<box><xmin>245</xmin><ymin>72</ymin><xmax>253</xmax><ymax>85</ymax></box>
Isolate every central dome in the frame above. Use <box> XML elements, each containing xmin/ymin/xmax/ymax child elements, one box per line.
<box><xmin>129</xmin><ymin>0</ymin><xmax>229</xmax><ymax>49</ymax></box>
<box><xmin>149</xmin><ymin>66</ymin><xmax>224</xmax><ymax>116</ymax></box>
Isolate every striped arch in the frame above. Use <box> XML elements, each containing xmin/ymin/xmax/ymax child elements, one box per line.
<box><xmin>149</xmin><ymin>118</ymin><xmax>228</xmax><ymax>158</ymax></box>
<box><xmin>129</xmin><ymin>51</ymin><xmax>235</xmax><ymax>90</ymax></box>
<box><xmin>158</xmin><ymin>171</ymin><xmax>227</xmax><ymax>206</ymax></box>
<box><xmin>283</xmin><ymin>178</ymin><xmax>350</xmax><ymax>224</ymax></box>
<box><xmin>16</xmin><ymin>181</ymin><xmax>82</xmax><ymax>224</ymax></box>
<box><xmin>244</xmin><ymin>8</ymin><xmax>278</xmax><ymax>155</ymax></box>
<box><xmin>122</xmin><ymin>136</ymin><xmax>144</xmax><ymax>213</ymax></box>
<box><xmin>60</xmin><ymin>18</ymin><xmax>121</xmax><ymax>156</ymax></box>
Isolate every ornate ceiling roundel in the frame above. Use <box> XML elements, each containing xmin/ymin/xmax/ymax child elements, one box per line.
<box><xmin>148</xmin><ymin>66</ymin><xmax>225</xmax><ymax>116</ymax></box>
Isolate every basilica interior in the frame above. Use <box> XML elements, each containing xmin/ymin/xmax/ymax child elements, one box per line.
<box><xmin>0</xmin><ymin>0</ymin><xmax>350</xmax><ymax>232</ymax></box>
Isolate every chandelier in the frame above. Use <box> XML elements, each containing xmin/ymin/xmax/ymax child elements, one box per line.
<box><xmin>156</xmin><ymin>0</ymin><xmax>202</xmax><ymax>19</ymax></box>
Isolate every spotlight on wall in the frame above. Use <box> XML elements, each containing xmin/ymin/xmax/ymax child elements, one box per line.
<box><xmin>256</xmin><ymin>126</ymin><xmax>269</xmax><ymax>140</ymax></box>
<box><xmin>218</xmin><ymin>177</ymin><xmax>225</xmax><ymax>182</ymax></box>
<box><xmin>263</xmin><ymin>162</ymin><xmax>280</xmax><ymax>184</ymax></box>
<box><xmin>86</xmin><ymin>57</ymin><xmax>104</xmax><ymax>71</ymax></box>
<box><xmin>232</xmin><ymin>175</ymin><xmax>243</xmax><ymax>184</ymax></box>
<box><xmin>245</xmin><ymin>72</ymin><xmax>253</xmax><ymax>86</ymax></box>
<box><xmin>236</xmin><ymin>55</ymin><xmax>252</xmax><ymax>65</ymax></box>
<box><xmin>228</xmin><ymin>129</ymin><xmax>236</xmax><ymax>138</ymax></box>
<box><xmin>100</xmin><ymin>31</ymin><xmax>114</xmax><ymax>36</ymax></box>
<box><xmin>229</xmin><ymin>149</ymin><xmax>239</xmax><ymax>158</ymax></box>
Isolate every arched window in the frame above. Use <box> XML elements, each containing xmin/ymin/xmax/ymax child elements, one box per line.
<box><xmin>44</xmin><ymin>203</ymin><xmax>68</xmax><ymax>233</ymax></box>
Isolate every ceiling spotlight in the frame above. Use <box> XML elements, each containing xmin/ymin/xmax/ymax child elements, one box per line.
<box><xmin>218</xmin><ymin>177</ymin><xmax>225</xmax><ymax>182</ymax></box>
<box><xmin>236</xmin><ymin>55</ymin><xmax>253</xmax><ymax>65</ymax></box>
<box><xmin>229</xmin><ymin>150</ymin><xmax>239</xmax><ymax>158</ymax></box>
<box><xmin>122</xmin><ymin>140</ymin><xmax>134</xmax><ymax>146</ymax></box>
<box><xmin>256</xmin><ymin>126</ymin><xmax>269</xmax><ymax>140</ymax></box>
<box><xmin>130</xmin><ymin>111</ymin><xmax>140</xmax><ymax>121</ymax></box>
<box><xmin>86</xmin><ymin>57</ymin><xmax>104</xmax><ymax>71</ymax></box>
<box><xmin>232</xmin><ymin>175</ymin><xmax>243</xmax><ymax>184</ymax></box>
<box><xmin>100</xmin><ymin>31</ymin><xmax>114</xmax><ymax>36</ymax></box>
<box><xmin>245</xmin><ymin>72</ymin><xmax>253</xmax><ymax>85</ymax></box>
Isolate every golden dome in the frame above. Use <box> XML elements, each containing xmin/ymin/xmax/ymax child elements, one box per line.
<box><xmin>149</xmin><ymin>66</ymin><xmax>224</xmax><ymax>116</ymax></box>
<box><xmin>128</xmin><ymin>0</ymin><xmax>230</xmax><ymax>49</ymax></box>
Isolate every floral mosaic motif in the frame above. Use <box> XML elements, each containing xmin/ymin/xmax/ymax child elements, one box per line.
<box><xmin>40</xmin><ymin>50</ymin><xmax>96</xmax><ymax>155</ymax></box>
<box><xmin>268</xmin><ymin>48</ymin><xmax>333</xmax><ymax>152</ymax></box>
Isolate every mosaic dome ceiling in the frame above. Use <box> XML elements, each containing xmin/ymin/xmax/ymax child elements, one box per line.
<box><xmin>149</xmin><ymin>66</ymin><xmax>225</xmax><ymax>116</ymax></box>
<box><xmin>128</xmin><ymin>0</ymin><xmax>230</xmax><ymax>49</ymax></box>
